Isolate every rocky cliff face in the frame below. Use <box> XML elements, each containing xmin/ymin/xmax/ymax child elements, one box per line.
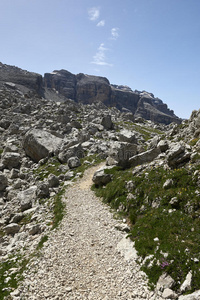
<box><xmin>43</xmin><ymin>67</ymin><xmax>180</xmax><ymax>125</ymax></box>
<box><xmin>0</xmin><ymin>62</ymin><xmax>43</xmax><ymax>95</ymax></box>
<box><xmin>0</xmin><ymin>62</ymin><xmax>180</xmax><ymax>124</ymax></box>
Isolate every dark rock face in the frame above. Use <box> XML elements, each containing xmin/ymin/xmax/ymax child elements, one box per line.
<box><xmin>0</xmin><ymin>62</ymin><xmax>43</xmax><ymax>95</ymax></box>
<box><xmin>135</xmin><ymin>95</ymin><xmax>178</xmax><ymax>124</ymax></box>
<box><xmin>43</xmin><ymin>69</ymin><xmax>180</xmax><ymax>124</ymax></box>
<box><xmin>43</xmin><ymin>69</ymin><xmax>76</xmax><ymax>99</ymax></box>
<box><xmin>0</xmin><ymin>62</ymin><xmax>181</xmax><ymax>124</ymax></box>
<box><xmin>110</xmin><ymin>86</ymin><xmax>140</xmax><ymax>114</ymax></box>
<box><xmin>76</xmin><ymin>73</ymin><xmax>111</xmax><ymax>104</ymax></box>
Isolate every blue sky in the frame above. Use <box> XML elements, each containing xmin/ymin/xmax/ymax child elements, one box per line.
<box><xmin>1</xmin><ymin>0</ymin><xmax>200</xmax><ymax>119</ymax></box>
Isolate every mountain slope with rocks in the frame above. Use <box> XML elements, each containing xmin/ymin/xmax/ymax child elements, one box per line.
<box><xmin>0</xmin><ymin>62</ymin><xmax>199</xmax><ymax>300</ymax></box>
<box><xmin>0</xmin><ymin>62</ymin><xmax>180</xmax><ymax>124</ymax></box>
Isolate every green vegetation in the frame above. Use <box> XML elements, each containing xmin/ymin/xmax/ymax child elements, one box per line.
<box><xmin>114</xmin><ymin>120</ymin><xmax>164</xmax><ymax>141</ymax></box>
<box><xmin>189</xmin><ymin>138</ymin><xmax>199</xmax><ymax>147</ymax></box>
<box><xmin>92</xmin><ymin>163</ymin><xmax>200</xmax><ymax>292</ymax></box>
<box><xmin>73</xmin><ymin>154</ymin><xmax>104</xmax><ymax>178</ymax></box>
<box><xmin>51</xmin><ymin>188</ymin><xmax>66</xmax><ymax>230</ymax></box>
<box><xmin>36</xmin><ymin>235</ymin><xmax>49</xmax><ymax>250</ymax></box>
<box><xmin>133</xmin><ymin>123</ymin><xmax>163</xmax><ymax>141</ymax></box>
<box><xmin>33</xmin><ymin>157</ymin><xmax>63</xmax><ymax>180</ymax></box>
<box><xmin>0</xmin><ymin>255</ymin><xmax>28</xmax><ymax>300</ymax></box>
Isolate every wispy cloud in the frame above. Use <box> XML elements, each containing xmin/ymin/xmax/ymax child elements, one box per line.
<box><xmin>91</xmin><ymin>43</ymin><xmax>113</xmax><ymax>66</ymax></box>
<box><xmin>111</xmin><ymin>27</ymin><xmax>119</xmax><ymax>40</ymax></box>
<box><xmin>88</xmin><ymin>7</ymin><xmax>100</xmax><ymax>21</ymax></box>
<box><xmin>97</xmin><ymin>20</ymin><xmax>105</xmax><ymax>27</ymax></box>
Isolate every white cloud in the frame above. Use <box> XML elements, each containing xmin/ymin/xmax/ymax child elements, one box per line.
<box><xmin>88</xmin><ymin>7</ymin><xmax>100</xmax><ymax>21</ymax></box>
<box><xmin>91</xmin><ymin>43</ymin><xmax>113</xmax><ymax>66</ymax></box>
<box><xmin>111</xmin><ymin>27</ymin><xmax>119</xmax><ymax>40</ymax></box>
<box><xmin>97</xmin><ymin>20</ymin><xmax>105</xmax><ymax>27</ymax></box>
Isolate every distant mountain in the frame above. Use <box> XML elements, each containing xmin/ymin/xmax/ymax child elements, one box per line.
<box><xmin>0</xmin><ymin>62</ymin><xmax>181</xmax><ymax>124</ymax></box>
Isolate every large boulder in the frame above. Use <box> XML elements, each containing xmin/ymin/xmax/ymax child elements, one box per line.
<box><xmin>101</xmin><ymin>115</ymin><xmax>113</xmax><ymax>130</ymax></box>
<box><xmin>107</xmin><ymin>142</ymin><xmax>138</xmax><ymax>168</ymax></box>
<box><xmin>167</xmin><ymin>143</ymin><xmax>191</xmax><ymax>168</ymax></box>
<box><xmin>129</xmin><ymin>147</ymin><xmax>161</xmax><ymax>167</ymax></box>
<box><xmin>118</xmin><ymin>129</ymin><xmax>137</xmax><ymax>144</ymax></box>
<box><xmin>92</xmin><ymin>167</ymin><xmax>112</xmax><ymax>186</ymax></box>
<box><xmin>23</xmin><ymin>129</ymin><xmax>63</xmax><ymax>162</ymax></box>
<box><xmin>67</xmin><ymin>156</ymin><xmax>81</xmax><ymax>169</ymax></box>
<box><xmin>4</xmin><ymin>223</ymin><xmax>20</xmax><ymax>235</ymax></box>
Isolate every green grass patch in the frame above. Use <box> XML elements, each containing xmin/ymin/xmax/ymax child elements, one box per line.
<box><xmin>189</xmin><ymin>138</ymin><xmax>199</xmax><ymax>146</ymax></box>
<box><xmin>92</xmin><ymin>164</ymin><xmax>200</xmax><ymax>292</ymax></box>
<box><xmin>72</xmin><ymin>154</ymin><xmax>104</xmax><ymax>178</ymax></box>
<box><xmin>0</xmin><ymin>255</ymin><xmax>28</xmax><ymax>300</ymax></box>
<box><xmin>114</xmin><ymin>121</ymin><xmax>164</xmax><ymax>141</ymax></box>
<box><xmin>36</xmin><ymin>235</ymin><xmax>49</xmax><ymax>250</ymax></box>
<box><xmin>34</xmin><ymin>157</ymin><xmax>63</xmax><ymax>180</ymax></box>
<box><xmin>51</xmin><ymin>188</ymin><xmax>66</xmax><ymax>229</ymax></box>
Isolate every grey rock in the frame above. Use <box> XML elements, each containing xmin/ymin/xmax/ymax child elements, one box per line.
<box><xmin>65</xmin><ymin>171</ymin><xmax>74</xmax><ymax>180</ymax></box>
<box><xmin>4</xmin><ymin>223</ymin><xmax>20</xmax><ymax>235</ymax></box>
<box><xmin>68</xmin><ymin>156</ymin><xmax>81</xmax><ymax>169</ymax></box>
<box><xmin>169</xmin><ymin>197</ymin><xmax>179</xmax><ymax>207</ymax></box>
<box><xmin>10</xmin><ymin>168</ymin><xmax>20</xmax><ymax>179</ymax></box>
<box><xmin>29</xmin><ymin>224</ymin><xmax>41</xmax><ymax>235</ymax></box>
<box><xmin>10</xmin><ymin>213</ymin><xmax>24</xmax><ymax>224</ymax></box>
<box><xmin>76</xmin><ymin>73</ymin><xmax>111</xmax><ymax>105</ymax></box>
<box><xmin>178</xmin><ymin>290</ymin><xmax>200</xmax><ymax>300</ymax></box>
<box><xmin>13</xmin><ymin>179</ymin><xmax>26</xmax><ymax>189</ymax></box>
<box><xmin>156</xmin><ymin>273</ymin><xmax>175</xmax><ymax>292</ymax></box>
<box><xmin>118</xmin><ymin>129</ymin><xmax>137</xmax><ymax>144</ymax></box>
<box><xmin>180</xmin><ymin>271</ymin><xmax>192</xmax><ymax>293</ymax></box>
<box><xmin>44</xmin><ymin>69</ymin><xmax>76</xmax><ymax>99</ymax></box>
<box><xmin>21</xmin><ymin>198</ymin><xmax>32</xmax><ymax>212</ymax></box>
<box><xmin>36</xmin><ymin>182</ymin><xmax>50</xmax><ymax>198</ymax></box>
<box><xmin>48</xmin><ymin>174</ymin><xmax>60</xmax><ymax>188</ymax></box>
<box><xmin>92</xmin><ymin>167</ymin><xmax>112</xmax><ymax>186</ymax></box>
<box><xmin>101</xmin><ymin>115</ymin><xmax>113</xmax><ymax>130</ymax></box>
<box><xmin>158</xmin><ymin>140</ymin><xmax>169</xmax><ymax>152</ymax></box>
<box><xmin>108</xmin><ymin>142</ymin><xmax>137</xmax><ymax>168</ymax></box>
<box><xmin>0</xmin><ymin>172</ymin><xmax>8</xmax><ymax>191</ymax></box>
<box><xmin>23</xmin><ymin>129</ymin><xmax>63</xmax><ymax>162</ymax></box>
<box><xmin>1</xmin><ymin>152</ymin><xmax>21</xmax><ymax>168</ymax></box>
<box><xmin>17</xmin><ymin>186</ymin><xmax>37</xmax><ymax>211</ymax></box>
<box><xmin>129</xmin><ymin>147</ymin><xmax>161</xmax><ymax>167</ymax></box>
<box><xmin>162</xmin><ymin>288</ymin><xmax>177</xmax><ymax>299</ymax></box>
<box><xmin>163</xmin><ymin>179</ymin><xmax>174</xmax><ymax>189</ymax></box>
<box><xmin>167</xmin><ymin>143</ymin><xmax>190</xmax><ymax>168</ymax></box>
<box><xmin>58</xmin><ymin>143</ymin><xmax>84</xmax><ymax>163</ymax></box>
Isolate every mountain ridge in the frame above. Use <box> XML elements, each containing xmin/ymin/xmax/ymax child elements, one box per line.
<box><xmin>0</xmin><ymin>62</ymin><xmax>181</xmax><ymax>125</ymax></box>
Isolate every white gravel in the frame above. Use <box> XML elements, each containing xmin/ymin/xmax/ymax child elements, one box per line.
<box><xmin>18</xmin><ymin>165</ymin><xmax>155</xmax><ymax>300</ymax></box>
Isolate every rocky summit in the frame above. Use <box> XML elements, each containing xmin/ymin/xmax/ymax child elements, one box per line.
<box><xmin>0</xmin><ymin>62</ymin><xmax>180</xmax><ymax>125</ymax></box>
<box><xmin>0</xmin><ymin>62</ymin><xmax>199</xmax><ymax>300</ymax></box>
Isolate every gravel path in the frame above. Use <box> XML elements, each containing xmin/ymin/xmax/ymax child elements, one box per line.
<box><xmin>19</xmin><ymin>165</ymin><xmax>154</xmax><ymax>300</ymax></box>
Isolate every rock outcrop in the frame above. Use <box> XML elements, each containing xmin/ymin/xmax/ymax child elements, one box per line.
<box><xmin>43</xmin><ymin>67</ymin><xmax>181</xmax><ymax>125</ymax></box>
<box><xmin>0</xmin><ymin>62</ymin><xmax>43</xmax><ymax>95</ymax></box>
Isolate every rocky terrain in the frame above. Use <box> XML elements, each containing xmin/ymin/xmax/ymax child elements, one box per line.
<box><xmin>0</xmin><ymin>62</ymin><xmax>180</xmax><ymax>125</ymax></box>
<box><xmin>0</xmin><ymin>62</ymin><xmax>199</xmax><ymax>299</ymax></box>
